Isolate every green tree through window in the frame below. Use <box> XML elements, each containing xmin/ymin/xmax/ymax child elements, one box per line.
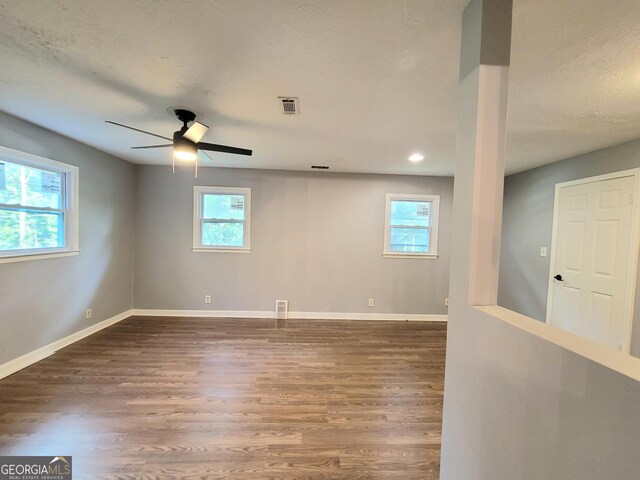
<box><xmin>194</xmin><ymin>186</ymin><xmax>251</xmax><ymax>251</ymax></box>
<box><xmin>0</xmin><ymin>161</ymin><xmax>65</xmax><ymax>251</ymax></box>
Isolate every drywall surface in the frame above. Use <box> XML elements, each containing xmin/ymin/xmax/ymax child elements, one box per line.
<box><xmin>499</xmin><ymin>137</ymin><xmax>640</xmax><ymax>355</ymax></box>
<box><xmin>133</xmin><ymin>166</ymin><xmax>453</xmax><ymax>315</ymax></box>
<box><xmin>443</xmin><ymin>302</ymin><xmax>640</xmax><ymax>479</ymax></box>
<box><xmin>442</xmin><ymin>1</ymin><xmax>640</xmax><ymax>479</ymax></box>
<box><xmin>0</xmin><ymin>111</ymin><xmax>135</xmax><ymax>365</ymax></box>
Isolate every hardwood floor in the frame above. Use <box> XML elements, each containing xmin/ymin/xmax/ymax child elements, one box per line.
<box><xmin>0</xmin><ymin>317</ymin><xmax>447</xmax><ymax>479</ymax></box>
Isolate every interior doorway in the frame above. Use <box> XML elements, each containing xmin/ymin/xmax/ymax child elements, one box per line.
<box><xmin>546</xmin><ymin>169</ymin><xmax>640</xmax><ymax>353</ymax></box>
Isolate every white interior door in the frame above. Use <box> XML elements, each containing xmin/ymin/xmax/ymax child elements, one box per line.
<box><xmin>548</xmin><ymin>173</ymin><xmax>638</xmax><ymax>352</ymax></box>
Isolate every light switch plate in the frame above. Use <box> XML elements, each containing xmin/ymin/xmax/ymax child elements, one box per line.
<box><xmin>540</xmin><ymin>247</ymin><xmax>548</xmax><ymax>257</ymax></box>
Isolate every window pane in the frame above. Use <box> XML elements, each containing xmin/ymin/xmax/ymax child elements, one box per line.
<box><xmin>0</xmin><ymin>161</ymin><xmax>64</xmax><ymax>209</ymax></box>
<box><xmin>0</xmin><ymin>209</ymin><xmax>64</xmax><ymax>250</ymax></box>
<box><xmin>203</xmin><ymin>194</ymin><xmax>245</xmax><ymax>220</ymax></box>
<box><xmin>390</xmin><ymin>226</ymin><xmax>429</xmax><ymax>252</ymax></box>
<box><xmin>390</xmin><ymin>200</ymin><xmax>430</xmax><ymax>227</ymax></box>
<box><xmin>202</xmin><ymin>222</ymin><xmax>244</xmax><ymax>247</ymax></box>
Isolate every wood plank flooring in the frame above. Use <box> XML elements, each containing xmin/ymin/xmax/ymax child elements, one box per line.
<box><xmin>0</xmin><ymin>317</ymin><xmax>447</xmax><ymax>479</ymax></box>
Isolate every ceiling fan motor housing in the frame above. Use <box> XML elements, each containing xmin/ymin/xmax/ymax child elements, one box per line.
<box><xmin>174</xmin><ymin>131</ymin><xmax>197</xmax><ymax>148</ymax></box>
<box><xmin>174</xmin><ymin>108</ymin><xmax>197</xmax><ymax>126</ymax></box>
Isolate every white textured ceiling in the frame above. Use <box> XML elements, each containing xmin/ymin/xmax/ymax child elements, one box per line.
<box><xmin>507</xmin><ymin>0</ymin><xmax>640</xmax><ymax>173</ymax></box>
<box><xmin>0</xmin><ymin>0</ymin><xmax>639</xmax><ymax>176</ymax></box>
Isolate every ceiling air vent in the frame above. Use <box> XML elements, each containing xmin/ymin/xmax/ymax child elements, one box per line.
<box><xmin>278</xmin><ymin>97</ymin><xmax>299</xmax><ymax>115</ymax></box>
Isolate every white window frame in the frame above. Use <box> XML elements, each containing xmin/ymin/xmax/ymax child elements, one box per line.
<box><xmin>383</xmin><ymin>193</ymin><xmax>440</xmax><ymax>259</ymax></box>
<box><xmin>0</xmin><ymin>146</ymin><xmax>79</xmax><ymax>264</ymax></box>
<box><xmin>193</xmin><ymin>186</ymin><xmax>251</xmax><ymax>253</ymax></box>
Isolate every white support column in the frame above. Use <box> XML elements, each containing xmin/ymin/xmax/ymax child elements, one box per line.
<box><xmin>441</xmin><ymin>0</ymin><xmax>512</xmax><ymax>478</ymax></box>
<box><xmin>448</xmin><ymin>0</ymin><xmax>512</xmax><ymax>308</ymax></box>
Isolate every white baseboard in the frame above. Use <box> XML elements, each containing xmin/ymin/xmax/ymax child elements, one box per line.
<box><xmin>289</xmin><ymin>311</ymin><xmax>447</xmax><ymax>321</ymax></box>
<box><xmin>131</xmin><ymin>309</ymin><xmax>447</xmax><ymax>322</ymax></box>
<box><xmin>132</xmin><ymin>309</ymin><xmax>275</xmax><ymax>318</ymax></box>
<box><xmin>0</xmin><ymin>309</ymin><xmax>133</xmax><ymax>380</ymax></box>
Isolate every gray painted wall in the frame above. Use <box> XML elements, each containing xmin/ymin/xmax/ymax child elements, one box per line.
<box><xmin>134</xmin><ymin>165</ymin><xmax>452</xmax><ymax>314</ymax></box>
<box><xmin>498</xmin><ymin>137</ymin><xmax>640</xmax><ymax>356</ymax></box>
<box><xmin>443</xmin><ymin>1</ymin><xmax>640</xmax><ymax>477</ymax></box>
<box><xmin>443</xmin><ymin>304</ymin><xmax>640</xmax><ymax>479</ymax></box>
<box><xmin>0</xmin><ymin>111</ymin><xmax>135</xmax><ymax>365</ymax></box>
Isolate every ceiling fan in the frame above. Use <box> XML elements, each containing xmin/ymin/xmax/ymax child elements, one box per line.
<box><xmin>106</xmin><ymin>108</ymin><xmax>252</xmax><ymax>177</ymax></box>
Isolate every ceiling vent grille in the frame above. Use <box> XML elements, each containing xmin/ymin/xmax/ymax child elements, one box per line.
<box><xmin>275</xmin><ymin>300</ymin><xmax>289</xmax><ymax>319</ymax></box>
<box><xmin>278</xmin><ymin>97</ymin><xmax>299</xmax><ymax>115</ymax></box>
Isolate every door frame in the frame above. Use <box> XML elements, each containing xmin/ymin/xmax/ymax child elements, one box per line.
<box><xmin>545</xmin><ymin>168</ymin><xmax>640</xmax><ymax>354</ymax></box>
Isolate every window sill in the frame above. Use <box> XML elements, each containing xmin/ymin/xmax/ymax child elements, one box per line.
<box><xmin>0</xmin><ymin>249</ymin><xmax>80</xmax><ymax>265</ymax></box>
<box><xmin>193</xmin><ymin>248</ymin><xmax>251</xmax><ymax>254</ymax></box>
<box><xmin>382</xmin><ymin>253</ymin><xmax>438</xmax><ymax>259</ymax></box>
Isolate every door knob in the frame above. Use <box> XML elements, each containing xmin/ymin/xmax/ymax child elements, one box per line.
<box><xmin>554</xmin><ymin>274</ymin><xmax>563</xmax><ymax>281</ymax></box>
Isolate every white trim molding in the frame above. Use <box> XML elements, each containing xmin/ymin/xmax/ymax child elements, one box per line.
<box><xmin>288</xmin><ymin>311</ymin><xmax>446</xmax><ymax>321</ymax></box>
<box><xmin>0</xmin><ymin>309</ymin><xmax>132</xmax><ymax>380</ymax></box>
<box><xmin>382</xmin><ymin>253</ymin><xmax>438</xmax><ymax>260</ymax></box>
<box><xmin>0</xmin><ymin>249</ymin><xmax>80</xmax><ymax>265</ymax></box>
<box><xmin>132</xmin><ymin>309</ymin><xmax>447</xmax><ymax>322</ymax></box>
<box><xmin>0</xmin><ymin>146</ymin><xmax>80</xmax><ymax>262</ymax></box>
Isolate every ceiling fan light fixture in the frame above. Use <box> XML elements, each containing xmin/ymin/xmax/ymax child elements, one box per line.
<box><xmin>173</xmin><ymin>139</ymin><xmax>198</xmax><ymax>161</ymax></box>
<box><xmin>174</xmin><ymin>149</ymin><xmax>197</xmax><ymax>161</ymax></box>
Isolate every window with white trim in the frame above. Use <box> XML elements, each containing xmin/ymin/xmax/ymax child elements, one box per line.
<box><xmin>383</xmin><ymin>193</ymin><xmax>439</xmax><ymax>258</ymax></box>
<box><xmin>193</xmin><ymin>186</ymin><xmax>251</xmax><ymax>252</ymax></box>
<box><xmin>0</xmin><ymin>146</ymin><xmax>79</xmax><ymax>262</ymax></box>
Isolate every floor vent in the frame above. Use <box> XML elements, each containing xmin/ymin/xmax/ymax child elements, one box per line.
<box><xmin>275</xmin><ymin>300</ymin><xmax>289</xmax><ymax>319</ymax></box>
<box><xmin>278</xmin><ymin>97</ymin><xmax>299</xmax><ymax>115</ymax></box>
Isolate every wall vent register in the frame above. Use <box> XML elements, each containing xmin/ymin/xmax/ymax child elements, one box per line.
<box><xmin>276</xmin><ymin>300</ymin><xmax>289</xmax><ymax>319</ymax></box>
<box><xmin>278</xmin><ymin>97</ymin><xmax>300</xmax><ymax>115</ymax></box>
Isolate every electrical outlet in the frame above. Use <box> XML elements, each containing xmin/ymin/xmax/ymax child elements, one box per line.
<box><xmin>205</xmin><ymin>295</ymin><xmax>212</xmax><ymax>304</ymax></box>
<box><xmin>368</xmin><ymin>298</ymin><xmax>374</xmax><ymax>307</ymax></box>
<box><xmin>85</xmin><ymin>308</ymin><xmax>92</xmax><ymax>320</ymax></box>
<box><xmin>444</xmin><ymin>298</ymin><xmax>449</xmax><ymax>306</ymax></box>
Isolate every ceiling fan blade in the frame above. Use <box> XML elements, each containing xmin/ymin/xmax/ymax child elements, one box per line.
<box><xmin>131</xmin><ymin>144</ymin><xmax>173</xmax><ymax>149</ymax></box>
<box><xmin>105</xmin><ymin>121</ymin><xmax>172</xmax><ymax>141</ymax></box>
<box><xmin>199</xmin><ymin>150</ymin><xmax>215</xmax><ymax>164</ymax></box>
<box><xmin>183</xmin><ymin>121</ymin><xmax>209</xmax><ymax>143</ymax></box>
<box><xmin>197</xmin><ymin>142</ymin><xmax>252</xmax><ymax>156</ymax></box>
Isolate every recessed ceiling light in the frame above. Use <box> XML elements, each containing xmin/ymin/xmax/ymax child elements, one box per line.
<box><xmin>409</xmin><ymin>153</ymin><xmax>424</xmax><ymax>162</ymax></box>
